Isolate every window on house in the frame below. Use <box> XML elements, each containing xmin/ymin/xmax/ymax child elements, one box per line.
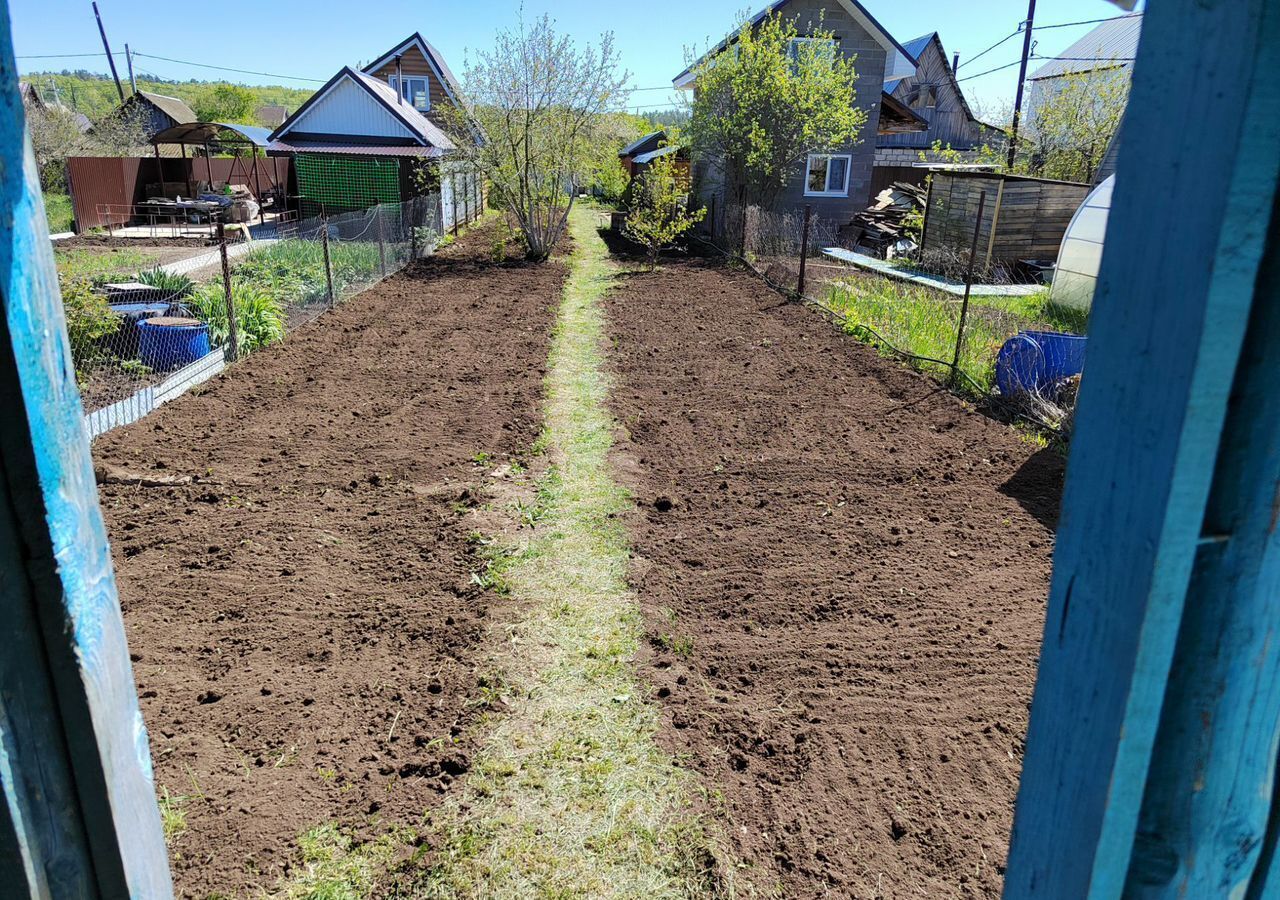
<box><xmin>805</xmin><ymin>154</ymin><xmax>852</xmax><ymax>197</ymax></box>
<box><xmin>788</xmin><ymin>37</ymin><xmax>837</xmax><ymax>69</ymax></box>
<box><xmin>388</xmin><ymin>75</ymin><xmax>431</xmax><ymax>112</ymax></box>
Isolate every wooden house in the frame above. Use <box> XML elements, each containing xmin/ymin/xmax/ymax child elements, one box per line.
<box><xmin>878</xmin><ymin>32</ymin><xmax>1001</xmax><ymax>166</ymax></box>
<box><xmin>674</xmin><ymin>0</ymin><xmax>922</xmax><ymax>230</ymax></box>
<box><xmin>619</xmin><ymin>130</ymin><xmax>690</xmax><ymax>181</ymax></box>
<box><xmin>268</xmin><ymin>35</ymin><xmax>481</xmax><ymax>228</ymax></box>
<box><xmin>112</xmin><ymin>91</ymin><xmax>197</xmax><ymax>142</ymax></box>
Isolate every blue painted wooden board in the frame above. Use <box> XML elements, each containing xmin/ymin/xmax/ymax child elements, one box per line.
<box><xmin>0</xmin><ymin>3</ymin><xmax>172</xmax><ymax>895</ymax></box>
<box><xmin>1004</xmin><ymin>0</ymin><xmax>1280</xmax><ymax>896</ymax></box>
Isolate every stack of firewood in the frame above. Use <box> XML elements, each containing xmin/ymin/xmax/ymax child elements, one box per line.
<box><xmin>845</xmin><ymin>182</ymin><xmax>927</xmax><ymax>253</ymax></box>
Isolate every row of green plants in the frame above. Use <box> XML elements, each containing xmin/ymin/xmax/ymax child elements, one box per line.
<box><xmin>824</xmin><ymin>277</ymin><xmax>1087</xmax><ymax>394</ymax></box>
<box><xmin>62</xmin><ymin>235</ymin><xmax>385</xmax><ymax>387</ymax></box>
<box><xmin>233</xmin><ymin>238</ymin><xmax>382</xmax><ymax>308</ymax></box>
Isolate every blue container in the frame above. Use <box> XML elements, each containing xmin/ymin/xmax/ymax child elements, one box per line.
<box><xmin>107</xmin><ymin>302</ymin><xmax>170</xmax><ymax>358</ymax></box>
<box><xmin>996</xmin><ymin>330</ymin><xmax>1087</xmax><ymax>397</ymax></box>
<box><xmin>137</xmin><ymin>318</ymin><xmax>212</xmax><ymax>371</ymax></box>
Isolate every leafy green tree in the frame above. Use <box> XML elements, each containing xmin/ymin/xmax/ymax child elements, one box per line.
<box><xmin>194</xmin><ymin>84</ymin><xmax>257</xmax><ymax>123</ymax></box>
<box><xmin>687</xmin><ymin>12</ymin><xmax>867</xmax><ymax>246</ymax></box>
<box><xmin>441</xmin><ymin>15</ymin><xmax>628</xmax><ymax>261</ymax></box>
<box><xmin>623</xmin><ymin>152</ymin><xmax>705</xmax><ymax>269</ymax></box>
<box><xmin>1022</xmin><ymin>69</ymin><xmax>1129</xmax><ymax>183</ymax></box>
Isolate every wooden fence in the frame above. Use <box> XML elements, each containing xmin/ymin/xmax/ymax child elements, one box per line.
<box><xmin>921</xmin><ymin>171</ymin><xmax>1090</xmax><ymax>268</ymax></box>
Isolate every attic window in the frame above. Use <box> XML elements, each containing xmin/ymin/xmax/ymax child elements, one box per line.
<box><xmin>788</xmin><ymin>37</ymin><xmax>837</xmax><ymax>69</ymax></box>
<box><xmin>389</xmin><ymin>75</ymin><xmax>430</xmax><ymax>112</ymax></box>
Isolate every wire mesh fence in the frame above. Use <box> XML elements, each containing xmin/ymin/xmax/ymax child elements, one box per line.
<box><xmin>65</xmin><ymin>191</ymin><xmax>458</xmax><ymax>439</ymax></box>
<box><xmin>694</xmin><ymin>196</ymin><xmax>1087</xmax><ymax>436</ymax></box>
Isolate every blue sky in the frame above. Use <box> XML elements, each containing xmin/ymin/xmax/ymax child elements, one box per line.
<box><xmin>12</xmin><ymin>0</ymin><xmax>1133</xmax><ymax>113</ymax></box>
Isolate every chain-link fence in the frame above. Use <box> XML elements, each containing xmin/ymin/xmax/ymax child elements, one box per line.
<box><xmin>694</xmin><ymin>195</ymin><xmax>1087</xmax><ymax>436</ymax></box>
<box><xmin>65</xmin><ymin>192</ymin><xmax>457</xmax><ymax>439</ymax></box>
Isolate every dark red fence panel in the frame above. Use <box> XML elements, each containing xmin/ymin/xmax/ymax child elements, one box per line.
<box><xmin>66</xmin><ymin>156</ymin><xmax>292</xmax><ymax>231</ymax></box>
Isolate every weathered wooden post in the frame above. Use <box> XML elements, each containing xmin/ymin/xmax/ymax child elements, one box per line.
<box><xmin>1005</xmin><ymin>0</ymin><xmax>1280</xmax><ymax>896</ymax></box>
<box><xmin>216</xmin><ymin>220</ymin><xmax>239</xmax><ymax>361</ymax></box>
<box><xmin>0</xmin><ymin>5</ymin><xmax>173</xmax><ymax>893</ymax></box>
<box><xmin>451</xmin><ymin>172</ymin><xmax>459</xmax><ymax>237</ymax></box>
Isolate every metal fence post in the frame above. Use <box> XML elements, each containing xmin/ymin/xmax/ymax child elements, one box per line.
<box><xmin>320</xmin><ymin>214</ymin><xmax>336</xmax><ymax>309</ymax></box>
<box><xmin>376</xmin><ymin>205</ymin><xmax>387</xmax><ymax>278</ymax></box>
<box><xmin>410</xmin><ymin>200</ymin><xmax>419</xmax><ymax>261</ymax></box>
<box><xmin>949</xmin><ymin>190</ymin><xmax>988</xmax><ymax>388</ymax></box>
<box><xmin>798</xmin><ymin>204</ymin><xmax>812</xmax><ymax>297</ymax></box>
<box><xmin>216</xmin><ymin>220</ymin><xmax>239</xmax><ymax>361</ymax></box>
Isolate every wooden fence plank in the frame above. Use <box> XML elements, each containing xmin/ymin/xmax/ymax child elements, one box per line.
<box><xmin>0</xmin><ymin>6</ymin><xmax>173</xmax><ymax>895</ymax></box>
<box><xmin>1004</xmin><ymin>0</ymin><xmax>1280</xmax><ymax>896</ymax></box>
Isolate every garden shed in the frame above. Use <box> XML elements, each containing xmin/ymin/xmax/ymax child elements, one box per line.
<box><xmin>921</xmin><ymin>169</ymin><xmax>1091</xmax><ymax>270</ymax></box>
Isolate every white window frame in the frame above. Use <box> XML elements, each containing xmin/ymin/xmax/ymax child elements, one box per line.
<box><xmin>804</xmin><ymin>153</ymin><xmax>853</xmax><ymax>197</ymax></box>
<box><xmin>388</xmin><ymin>75</ymin><xmax>431</xmax><ymax>112</ymax></box>
<box><xmin>788</xmin><ymin>37</ymin><xmax>837</xmax><ymax>63</ymax></box>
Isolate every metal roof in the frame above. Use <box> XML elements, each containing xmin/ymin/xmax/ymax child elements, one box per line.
<box><xmin>631</xmin><ymin>145</ymin><xmax>681</xmax><ymax>165</ymax></box>
<box><xmin>151</xmin><ymin>122</ymin><xmax>273</xmax><ymax>147</ymax></box>
<box><xmin>267</xmin><ymin>140</ymin><xmax>445</xmax><ymax>158</ymax></box>
<box><xmin>362</xmin><ymin>32</ymin><xmax>463</xmax><ymax>101</ymax></box>
<box><xmin>620</xmin><ymin>130</ymin><xmax>664</xmax><ymax>158</ymax></box>
<box><xmin>270</xmin><ymin>67</ymin><xmax>456</xmax><ymax>151</ymax></box>
<box><xmin>133</xmin><ymin>91</ymin><xmax>197</xmax><ymax>125</ymax></box>
<box><xmin>1030</xmin><ymin>14</ymin><xmax>1143</xmax><ymax>81</ymax></box>
<box><xmin>899</xmin><ymin>33</ymin><xmax>936</xmax><ymax>63</ymax></box>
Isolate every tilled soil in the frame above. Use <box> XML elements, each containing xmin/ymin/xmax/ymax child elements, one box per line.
<box><xmin>93</xmin><ymin>225</ymin><xmax>561</xmax><ymax>897</ymax></box>
<box><xmin>606</xmin><ymin>257</ymin><xmax>1063</xmax><ymax>898</ymax></box>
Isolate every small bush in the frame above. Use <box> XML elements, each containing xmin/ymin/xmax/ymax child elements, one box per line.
<box><xmin>137</xmin><ymin>268</ymin><xmax>195</xmax><ymax>298</ymax></box>
<box><xmin>188</xmin><ymin>280</ymin><xmax>285</xmax><ymax>356</ymax></box>
<box><xmin>60</xmin><ymin>278</ymin><xmax>120</xmax><ymax>378</ymax></box>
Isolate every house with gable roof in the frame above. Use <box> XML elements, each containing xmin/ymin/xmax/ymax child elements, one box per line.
<box><xmin>673</xmin><ymin>0</ymin><xmax>928</xmax><ymax>229</ymax></box>
<box><xmin>268</xmin><ymin>33</ymin><xmax>481</xmax><ymax>226</ymax></box>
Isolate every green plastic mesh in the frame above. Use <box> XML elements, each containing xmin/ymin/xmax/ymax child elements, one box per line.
<box><xmin>295</xmin><ymin>155</ymin><xmax>400</xmax><ymax>217</ymax></box>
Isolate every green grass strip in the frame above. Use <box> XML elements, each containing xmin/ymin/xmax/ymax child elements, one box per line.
<box><xmin>420</xmin><ymin>207</ymin><xmax>721</xmax><ymax>898</ymax></box>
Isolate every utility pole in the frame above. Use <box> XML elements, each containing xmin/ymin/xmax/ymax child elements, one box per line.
<box><xmin>92</xmin><ymin>2</ymin><xmax>125</xmax><ymax>102</ymax></box>
<box><xmin>1005</xmin><ymin>0</ymin><xmax>1036</xmax><ymax>170</ymax></box>
<box><xmin>124</xmin><ymin>43</ymin><xmax>137</xmax><ymax>95</ymax></box>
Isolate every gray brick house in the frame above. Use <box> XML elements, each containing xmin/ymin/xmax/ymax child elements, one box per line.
<box><xmin>673</xmin><ymin>0</ymin><xmax>920</xmax><ymax>229</ymax></box>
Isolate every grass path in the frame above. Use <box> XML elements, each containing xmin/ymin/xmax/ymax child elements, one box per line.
<box><xmin>422</xmin><ymin>207</ymin><xmax>722</xmax><ymax>897</ymax></box>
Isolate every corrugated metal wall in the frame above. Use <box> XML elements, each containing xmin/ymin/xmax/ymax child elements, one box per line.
<box><xmin>66</xmin><ymin>156</ymin><xmax>292</xmax><ymax>230</ymax></box>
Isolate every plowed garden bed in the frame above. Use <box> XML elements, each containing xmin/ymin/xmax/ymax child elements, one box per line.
<box><xmin>92</xmin><ymin>224</ymin><xmax>562</xmax><ymax>897</ymax></box>
<box><xmin>606</xmin><ymin>256</ymin><xmax>1064</xmax><ymax>898</ymax></box>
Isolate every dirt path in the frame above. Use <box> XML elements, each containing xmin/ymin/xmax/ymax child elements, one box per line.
<box><xmin>92</xmin><ymin>222</ymin><xmax>561</xmax><ymax>897</ymax></box>
<box><xmin>421</xmin><ymin>207</ymin><xmax>720</xmax><ymax>897</ymax></box>
<box><xmin>605</xmin><ymin>256</ymin><xmax>1064</xmax><ymax>897</ymax></box>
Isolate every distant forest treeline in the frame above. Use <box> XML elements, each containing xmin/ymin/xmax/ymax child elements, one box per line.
<box><xmin>22</xmin><ymin>70</ymin><xmax>316</xmax><ymax>121</ymax></box>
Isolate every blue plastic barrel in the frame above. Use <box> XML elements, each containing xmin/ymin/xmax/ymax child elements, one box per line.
<box><xmin>137</xmin><ymin>318</ymin><xmax>212</xmax><ymax>371</ymax></box>
<box><xmin>996</xmin><ymin>330</ymin><xmax>1087</xmax><ymax>397</ymax></box>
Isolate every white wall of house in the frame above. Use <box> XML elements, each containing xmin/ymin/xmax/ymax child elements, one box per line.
<box><xmin>287</xmin><ymin>78</ymin><xmax>415</xmax><ymax>140</ymax></box>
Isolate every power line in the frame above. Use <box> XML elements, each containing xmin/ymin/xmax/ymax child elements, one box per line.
<box><xmin>16</xmin><ymin>51</ymin><xmax>123</xmax><ymax>59</ymax></box>
<box><xmin>1035</xmin><ymin>13</ymin><xmax>1141</xmax><ymax>31</ymax></box>
<box><xmin>956</xmin><ymin>58</ymin><xmax>1025</xmax><ymax>83</ymax></box>
<box><xmin>132</xmin><ymin>51</ymin><xmax>327</xmax><ymax>83</ymax></box>
<box><xmin>956</xmin><ymin>28</ymin><xmax>1022</xmax><ymax>71</ymax></box>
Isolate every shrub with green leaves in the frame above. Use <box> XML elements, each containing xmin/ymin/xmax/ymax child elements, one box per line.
<box><xmin>623</xmin><ymin>153</ymin><xmax>705</xmax><ymax>269</ymax></box>
<box><xmin>188</xmin><ymin>280</ymin><xmax>285</xmax><ymax>356</ymax></box>
<box><xmin>137</xmin><ymin>268</ymin><xmax>195</xmax><ymax>298</ymax></box>
<box><xmin>60</xmin><ymin>277</ymin><xmax>120</xmax><ymax>377</ymax></box>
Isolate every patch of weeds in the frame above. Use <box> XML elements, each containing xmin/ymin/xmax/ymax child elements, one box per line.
<box><xmin>656</xmin><ymin>633</ymin><xmax>696</xmax><ymax>659</ymax></box>
<box><xmin>472</xmin><ymin>451</ymin><xmax>493</xmax><ymax>466</ymax></box>
<box><xmin>158</xmin><ymin>787</ymin><xmax>187</xmax><ymax>844</ymax></box>
<box><xmin>277</xmin><ymin>823</ymin><xmax>412</xmax><ymax>900</ymax></box>
<box><xmin>530</xmin><ymin>427</ymin><xmax>552</xmax><ymax>456</ymax></box>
